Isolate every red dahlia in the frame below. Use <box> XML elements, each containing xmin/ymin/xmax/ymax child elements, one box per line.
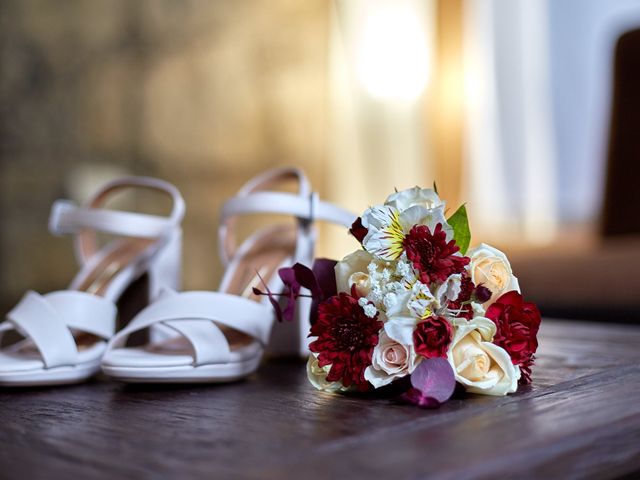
<box><xmin>403</xmin><ymin>223</ymin><xmax>470</xmax><ymax>285</ymax></box>
<box><xmin>413</xmin><ymin>316</ymin><xmax>453</xmax><ymax>359</ymax></box>
<box><xmin>309</xmin><ymin>293</ymin><xmax>382</xmax><ymax>390</ymax></box>
<box><xmin>486</xmin><ymin>291</ymin><xmax>541</xmax><ymax>384</ymax></box>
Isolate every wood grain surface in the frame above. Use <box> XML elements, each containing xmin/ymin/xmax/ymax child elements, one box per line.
<box><xmin>0</xmin><ymin>319</ymin><xmax>639</xmax><ymax>480</ymax></box>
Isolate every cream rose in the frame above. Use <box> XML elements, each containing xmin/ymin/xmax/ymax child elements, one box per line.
<box><xmin>467</xmin><ymin>243</ymin><xmax>520</xmax><ymax>306</ymax></box>
<box><xmin>447</xmin><ymin>317</ymin><xmax>520</xmax><ymax>396</ymax></box>
<box><xmin>306</xmin><ymin>354</ymin><xmax>345</xmax><ymax>392</ymax></box>
<box><xmin>364</xmin><ymin>331</ymin><xmax>418</xmax><ymax>388</ymax></box>
<box><xmin>334</xmin><ymin>249</ymin><xmax>375</xmax><ymax>295</ymax></box>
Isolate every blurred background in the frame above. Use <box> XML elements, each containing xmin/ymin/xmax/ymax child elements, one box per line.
<box><xmin>1</xmin><ymin>0</ymin><xmax>639</xmax><ymax>323</ymax></box>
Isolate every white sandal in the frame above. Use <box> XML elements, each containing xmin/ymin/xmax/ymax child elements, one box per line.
<box><xmin>101</xmin><ymin>167</ymin><xmax>355</xmax><ymax>383</ymax></box>
<box><xmin>0</xmin><ymin>177</ymin><xmax>185</xmax><ymax>386</ymax></box>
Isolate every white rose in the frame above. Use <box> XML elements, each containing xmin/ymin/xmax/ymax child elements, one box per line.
<box><xmin>334</xmin><ymin>250</ymin><xmax>374</xmax><ymax>295</ymax></box>
<box><xmin>448</xmin><ymin>317</ymin><xmax>520</xmax><ymax>396</ymax></box>
<box><xmin>467</xmin><ymin>243</ymin><xmax>520</xmax><ymax>306</ymax></box>
<box><xmin>306</xmin><ymin>354</ymin><xmax>345</xmax><ymax>392</ymax></box>
<box><xmin>385</xmin><ymin>186</ymin><xmax>444</xmax><ymax>211</ymax></box>
<box><xmin>364</xmin><ymin>331</ymin><xmax>419</xmax><ymax>388</ymax></box>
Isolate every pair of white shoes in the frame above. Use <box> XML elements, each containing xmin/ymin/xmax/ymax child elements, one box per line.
<box><xmin>0</xmin><ymin>167</ymin><xmax>355</xmax><ymax>386</ymax></box>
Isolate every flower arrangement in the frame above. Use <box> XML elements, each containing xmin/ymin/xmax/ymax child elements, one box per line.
<box><xmin>257</xmin><ymin>186</ymin><xmax>541</xmax><ymax>407</ymax></box>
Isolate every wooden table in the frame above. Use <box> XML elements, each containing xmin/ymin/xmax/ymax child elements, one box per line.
<box><xmin>1</xmin><ymin>319</ymin><xmax>639</xmax><ymax>479</ymax></box>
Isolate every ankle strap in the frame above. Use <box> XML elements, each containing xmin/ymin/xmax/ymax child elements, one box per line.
<box><xmin>49</xmin><ymin>201</ymin><xmax>175</xmax><ymax>238</ymax></box>
<box><xmin>220</xmin><ymin>192</ymin><xmax>355</xmax><ymax>227</ymax></box>
<box><xmin>218</xmin><ymin>167</ymin><xmax>355</xmax><ymax>267</ymax></box>
<box><xmin>49</xmin><ymin>176</ymin><xmax>185</xmax><ymax>266</ymax></box>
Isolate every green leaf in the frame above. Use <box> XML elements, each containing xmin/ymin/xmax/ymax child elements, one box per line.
<box><xmin>447</xmin><ymin>204</ymin><xmax>471</xmax><ymax>254</ymax></box>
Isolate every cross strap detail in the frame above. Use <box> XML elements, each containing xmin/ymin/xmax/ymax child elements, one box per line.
<box><xmin>2</xmin><ymin>291</ymin><xmax>116</xmax><ymax>368</ymax></box>
<box><xmin>107</xmin><ymin>291</ymin><xmax>274</xmax><ymax>366</ymax></box>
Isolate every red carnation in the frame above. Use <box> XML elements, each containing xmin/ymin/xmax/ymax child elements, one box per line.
<box><xmin>413</xmin><ymin>316</ymin><xmax>453</xmax><ymax>359</ymax></box>
<box><xmin>403</xmin><ymin>223</ymin><xmax>470</xmax><ymax>285</ymax></box>
<box><xmin>486</xmin><ymin>291</ymin><xmax>541</xmax><ymax>384</ymax></box>
<box><xmin>309</xmin><ymin>293</ymin><xmax>382</xmax><ymax>390</ymax></box>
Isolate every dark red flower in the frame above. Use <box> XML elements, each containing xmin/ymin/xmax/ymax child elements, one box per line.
<box><xmin>309</xmin><ymin>293</ymin><xmax>382</xmax><ymax>390</ymax></box>
<box><xmin>349</xmin><ymin>217</ymin><xmax>368</xmax><ymax>244</ymax></box>
<box><xmin>473</xmin><ymin>285</ymin><xmax>492</xmax><ymax>304</ymax></box>
<box><xmin>403</xmin><ymin>223</ymin><xmax>470</xmax><ymax>285</ymax></box>
<box><xmin>413</xmin><ymin>316</ymin><xmax>453</xmax><ymax>359</ymax></box>
<box><xmin>448</xmin><ymin>273</ymin><xmax>476</xmax><ymax>320</ymax></box>
<box><xmin>486</xmin><ymin>291</ymin><xmax>541</xmax><ymax>384</ymax></box>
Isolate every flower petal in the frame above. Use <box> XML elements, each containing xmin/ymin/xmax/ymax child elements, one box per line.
<box><xmin>362</xmin><ymin>206</ymin><xmax>406</xmax><ymax>260</ymax></box>
<box><xmin>385</xmin><ymin>187</ymin><xmax>443</xmax><ymax>211</ymax></box>
<box><xmin>364</xmin><ymin>365</ymin><xmax>396</xmax><ymax>388</ymax></box>
<box><xmin>436</xmin><ymin>274</ymin><xmax>462</xmax><ymax>305</ymax></box>
<box><xmin>409</xmin><ymin>357</ymin><xmax>456</xmax><ymax>403</ymax></box>
<box><xmin>362</xmin><ymin>204</ymin><xmax>399</xmax><ymax>230</ymax></box>
<box><xmin>397</xmin><ymin>205</ymin><xmax>430</xmax><ymax>231</ymax></box>
<box><xmin>385</xmin><ymin>316</ymin><xmax>417</xmax><ymax>345</ymax></box>
<box><xmin>399</xmin><ymin>388</ymin><xmax>442</xmax><ymax>408</ymax></box>
<box><xmin>385</xmin><ymin>290</ymin><xmax>411</xmax><ymax>317</ymax></box>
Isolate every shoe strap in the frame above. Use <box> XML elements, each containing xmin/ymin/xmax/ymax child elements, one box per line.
<box><xmin>48</xmin><ymin>176</ymin><xmax>185</xmax><ymax>266</ymax></box>
<box><xmin>221</xmin><ymin>191</ymin><xmax>355</xmax><ymax>226</ymax></box>
<box><xmin>107</xmin><ymin>291</ymin><xmax>273</xmax><ymax>366</ymax></box>
<box><xmin>2</xmin><ymin>290</ymin><xmax>116</xmax><ymax>368</ymax></box>
<box><xmin>218</xmin><ymin>167</ymin><xmax>355</xmax><ymax>267</ymax></box>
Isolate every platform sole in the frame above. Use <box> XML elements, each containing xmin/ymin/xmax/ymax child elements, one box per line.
<box><xmin>101</xmin><ymin>354</ymin><xmax>263</xmax><ymax>384</ymax></box>
<box><xmin>0</xmin><ymin>360</ymin><xmax>101</xmax><ymax>387</ymax></box>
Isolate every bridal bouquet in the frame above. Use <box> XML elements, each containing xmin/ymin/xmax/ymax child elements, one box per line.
<box><xmin>257</xmin><ymin>186</ymin><xmax>541</xmax><ymax>407</ymax></box>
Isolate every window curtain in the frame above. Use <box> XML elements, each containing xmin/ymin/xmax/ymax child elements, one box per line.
<box><xmin>323</xmin><ymin>0</ymin><xmax>559</xmax><ymax>257</ymax></box>
<box><xmin>462</xmin><ymin>0</ymin><xmax>558</xmax><ymax>246</ymax></box>
<box><xmin>323</xmin><ymin>0</ymin><xmax>640</xmax><ymax>257</ymax></box>
<box><xmin>323</xmin><ymin>0</ymin><xmax>437</xmax><ymax>259</ymax></box>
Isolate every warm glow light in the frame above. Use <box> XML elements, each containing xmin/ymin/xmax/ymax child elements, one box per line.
<box><xmin>355</xmin><ymin>2</ymin><xmax>430</xmax><ymax>101</ymax></box>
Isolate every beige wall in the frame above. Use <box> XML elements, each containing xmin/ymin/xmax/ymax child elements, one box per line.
<box><xmin>0</xmin><ymin>0</ymin><xmax>332</xmax><ymax>307</ymax></box>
